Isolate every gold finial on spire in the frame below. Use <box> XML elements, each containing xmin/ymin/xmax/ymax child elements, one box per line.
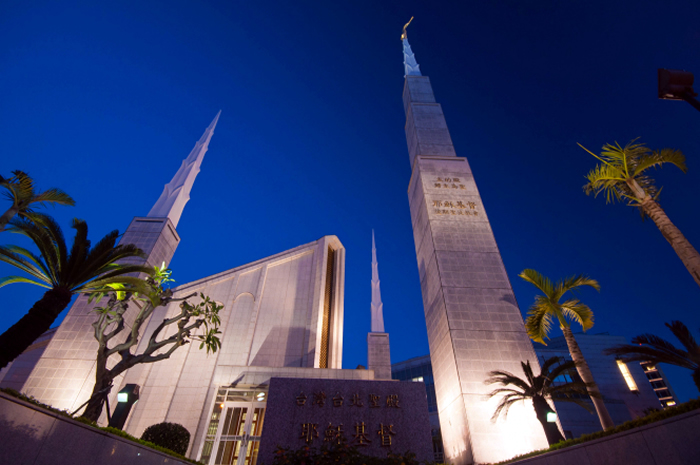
<box><xmin>401</xmin><ymin>16</ymin><xmax>414</xmax><ymax>40</ymax></box>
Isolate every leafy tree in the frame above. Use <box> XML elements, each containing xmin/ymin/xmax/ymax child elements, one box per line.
<box><xmin>0</xmin><ymin>170</ymin><xmax>75</xmax><ymax>232</ymax></box>
<box><xmin>485</xmin><ymin>356</ymin><xmax>594</xmax><ymax>446</ymax></box>
<box><xmin>580</xmin><ymin>140</ymin><xmax>700</xmax><ymax>288</ymax></box>
<box><xmin>519</xmin><ymin>269</ymin><xmax>614</xmax><ymax>430</ymax></box>
<box><xmin>0</xmin><ymin>216</ymin><xmax>150</xmax><ymax>368</ymax></box>
<box><xmin>81</xmin><ymin>265</ymin><xmax>223</xmax><ymax>422</ymax></box>
<box><xmin>604</xmin><ymin>321</ymin><xmax>700</xmax><ymax>391</ymax></box>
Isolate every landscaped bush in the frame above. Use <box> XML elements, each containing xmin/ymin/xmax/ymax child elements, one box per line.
<box><xmin>141</xmin><ymin>422</ymin><xmax>191</xmax><ymax>456</ymax></box>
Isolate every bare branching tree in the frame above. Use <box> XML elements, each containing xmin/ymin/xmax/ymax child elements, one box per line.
<box><xmin>81</xmin><ymin>265</ymin><xmax>223</xmax><ymax>422</ymax></box>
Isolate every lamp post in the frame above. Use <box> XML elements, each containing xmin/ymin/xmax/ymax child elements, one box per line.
<box><xmin>658</xmin><ymin>68</ymin><xmax>700</xmax><ymax>113</ymax></box>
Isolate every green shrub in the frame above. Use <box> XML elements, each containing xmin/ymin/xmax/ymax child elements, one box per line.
<box><xmin>141</xmin><ymin>422</ymin><xmax>191</xmax><ymax>456</ymax></box>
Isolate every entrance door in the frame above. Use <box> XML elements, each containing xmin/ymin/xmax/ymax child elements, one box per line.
<box><xmin>209</xmin><ymin>401</ymin><xmax>266</xmax><ymax>465</ymax></box>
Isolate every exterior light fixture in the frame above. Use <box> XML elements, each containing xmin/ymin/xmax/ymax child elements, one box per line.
<box><xmin>658</xmin><ymin>68</ymin><xmax>700</xmax><ymax>113</ymax></box>
<box><xmin>256</xmin><ymin>392</ymin><xmax>266</xmax><ymax>401</ymax></box>
<box><xmin>108</xmin><ymin>384</ymin><xmax>140</xmax><ymax>430</ymax></box>
<box><xmin>616</xmin><ymin>360</ymin><xmax>639</xmax><ymax>392</ymax></box>
<box><xmin>546</xmin><ymin>411</ymin><xmax>557</xmax><ymax>423</ymax></box>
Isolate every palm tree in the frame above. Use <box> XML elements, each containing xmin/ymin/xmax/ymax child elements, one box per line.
<box><xmin>486</xmin><ymin>356</ymin><xmax>594</xmax><ymax>446</ymax></box>
<box><xmin>0</xmin><ymin>216</ymin><xmax>151</xmax><ymax>368</ymax></box>
<box><xmin>519</xmin><ymin>269</ymin><xmax>614</xmax><ymax>430</ymax></box>
<box><xmin>580</xmin><ymin>140</ymin><xmax>700</xmax><ymax>288</ymax></box>
<box><xmin>0</xmin><ymin>170</ymin><xmax>75</xmax><ymax>232</ymax></box>
<box><xmin>604</xmin><ymin>321</ymin><xmax>700</xmax><ymax>392</ymax></box>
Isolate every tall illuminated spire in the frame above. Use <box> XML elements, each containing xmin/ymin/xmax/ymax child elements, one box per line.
<box><xmin>148</xmin><ymin>111</ymin><xmax>221</xmax><ymax>227</ymax></box>
<box><xmin>371</xmin><ymin>230</ymin><xmax>385</xmax><ymax>332</ymax></box>
<box><xmin>401</xmin><ymin>17</ymin><xmax>421</xmax><ymax>77</ymax></box>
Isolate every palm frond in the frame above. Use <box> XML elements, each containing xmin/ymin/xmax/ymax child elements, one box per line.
<box><xmin>0</xmin><ymin>246</ymin><xmax>51</xmax><ymax>283</ymax></box>
<box><xmin>561</xmin><ymin>275</ymin><xmax>600</xmax><ymax>293</ymax></box>
<box><xmin>491</xmin><ymin>396</ymin><xmax>525</xmax><ymax>421</ymax></box>
<box><xmin>583</xmin><ymin>163</ymin><xmax>627</xmax><ymax>203</ymax></box>
<box><xmin>560</xmin><ymin>299</ymin><xmax>594</xmax><ymax>331</ymax></box>
<box><xmin>519</xmin><ymin>269</ymin><xmax>554</xmax><ymax>296</ymax></box>
<box><xmin>633</xmin><ymin>148</ymin><xmax>687</xmax><ymax>176</ymax></box>
<box><xmin>604</xmin><ymin>340</ymin><xmax>696</xmax><ymax>370</ymax></box>
<box><xmin>666</xmin><ymin>321</ymin><xmax>698</xmax><ymax>353</ymax></box>
<box><xmin>29</xmin><ymin>188</ymin><xmax>75</xmax><ymax>207</ymax></box>
<box><xmin>525</xmin><ymin>299</ymin><xmax>555</xmax><ymax>344</ymax></box>
<box><xmin>0</xmin><ymin>275</ymin><xmax>52</xmax><ymax>289</ymax></box>
<box><xmin>540</xmin><ymin>356</ymin><xmax>567</xmax><ymax>378</ymax></box>
<box><xmin>485</xmin><ymin>370</ymin><xmax>532</xmax><ymax>393</ymax></box>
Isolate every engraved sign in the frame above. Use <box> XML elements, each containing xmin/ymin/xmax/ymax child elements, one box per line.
<box><xmin>258</xmin><ymin>378</ymin><xmax>433</xmax><ymax>462</ymax></box>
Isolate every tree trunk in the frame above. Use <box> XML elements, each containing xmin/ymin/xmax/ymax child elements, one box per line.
<box><xmin>82</xmin><ymin>354</ymin><xmax>113</xmax><ymax>422</ymax></box>
<box><xmin>693</xmin><ymin>368</ymin><xmax>700</xmax><ymax>393</ymax></box>
<box><xmin>0</xmin><ymin>287</ymin><xmax>72</xmax><ymax>368</ymax></box>
<box><xmin>641</xmin><ymin>196</ymin><xmax>700</xmax><ymax>288</ymax></box>
<box><xmin>532</xmin><ymin>396</ymin><xmax>564</xmax><ymax>445</ymax></box>
<box><xmin>561</xmin><ymin>326</ymin><xmax>615</xmax><ymax>430</ymax></box>
<box><xmin>0</xmin><ymin>205</ymin><xmax>19</xmax><ymax>232</ymax></box>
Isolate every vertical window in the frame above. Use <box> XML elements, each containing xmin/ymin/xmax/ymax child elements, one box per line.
<box><xmin>616</xmin><ymin>360</ymin><xmax>639</xmax><ymax>391</ymax></box>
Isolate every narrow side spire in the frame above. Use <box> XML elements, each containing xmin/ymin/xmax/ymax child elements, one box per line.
<box><xmin>371</xmin><ymin>230</ymin><xmax>385</xmax><ymax>332</ymax></box>
<box><xmin>401</xmin><ymin>17</ymin><xmax>421</xmax><ymax>77</ymax></box>
<box><xmin>148</xmin><ymin>111</ymin><xmax>221</xmax><ymax>227</ymax></box>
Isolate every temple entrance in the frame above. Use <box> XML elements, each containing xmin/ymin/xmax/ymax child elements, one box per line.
<box><xmin>201</xmin><ymin>388</ymin><xmax>267</xmax><ymax>465</ymax></box>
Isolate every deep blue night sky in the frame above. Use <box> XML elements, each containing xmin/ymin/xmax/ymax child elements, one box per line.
<box><xmin>2</xmin><ymin>1</ymin><xmax>699</xmax><ymax>402</ymax></box>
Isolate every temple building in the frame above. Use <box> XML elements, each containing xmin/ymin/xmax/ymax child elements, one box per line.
<box><xmin>0</xmin><ymin>111</ymin><xmax>431</xmax><ymax>465</ymax></box>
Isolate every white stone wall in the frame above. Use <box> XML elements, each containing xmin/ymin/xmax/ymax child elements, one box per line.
<box><xmin>367</xmin><ymin>332</ymin><xmax>392</xmax><ymax>380</ymax></box>
<box><xmin>115</xmin><ymin>236</ymin><xmax>347</xmax><ymax>456</ymax></box>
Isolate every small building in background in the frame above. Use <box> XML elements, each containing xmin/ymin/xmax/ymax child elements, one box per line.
<box><xmin>534</xmin><ymin>332</ymin><xmax>662</xmax><ymax>439</ymax></box>
<box><xmin>391</xmin><ymin>355</ymin><xmax>444</xmax><ymax>462</ymax></box>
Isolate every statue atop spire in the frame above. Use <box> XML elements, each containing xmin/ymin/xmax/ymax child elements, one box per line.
<box><xmin>401</xmin><ymin>17</ymin><xmax>422</xmax><ymax>77</ymax></box>
<box><xmin>148</xmin><ymin>111</ymin><xmax>221</xmax><ymax>228</ymax></box>
<box><xmin>371</xmin><ymin>230</ymin><xmax>385</xmax><ymax>332</ymax></box>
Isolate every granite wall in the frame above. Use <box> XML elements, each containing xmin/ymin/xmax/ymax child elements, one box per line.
<box><xmin>508</xmin><ymin>409</ymin><xmax>700</xmax><ymax>465</ymax></box>
<box><xmin>0</xmin><ymin>392</ymin><xmax>190</xmax><ymax>465</ymax></box>
<box><xmin>258</xmin><ymin>377</ymin><xmax>433</xmax><ymax>463</ymax></box>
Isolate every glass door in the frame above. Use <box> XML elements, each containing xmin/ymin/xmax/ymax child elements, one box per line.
<box><xmin>207</xmin><ymin>401</ymin><xmax>266</xmax><ymax>465</ymax></box>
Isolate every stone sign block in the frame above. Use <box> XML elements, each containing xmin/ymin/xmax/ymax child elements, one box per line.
<box><xmin>258</xmin><ymin>377</ymin><xmax>433</xmax><ymax>463</ymax></box>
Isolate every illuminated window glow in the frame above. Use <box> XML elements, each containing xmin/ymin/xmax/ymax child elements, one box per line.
<box><xmin>666</xmin><ymin>401</ymin><xmax>676</xmax><ymax>406</ymax></box>
<box><xmin>117</xmin><ymin>393</ymin><xmax>129</xmax><ymax>403</ymax></box>
<box><xmin>546</xmin><ymin>412</ymin><xmax>557</xmax><ymax>423</ymax></box>
<box><xmin>616</xmin><ymin>360</ymin><xmax>639</xmax><ymax>391</ymax></box>
<box><xmin>412</xmin><ymin>376</ymin><xmax>424</xmax><ymax>382</ymax></box>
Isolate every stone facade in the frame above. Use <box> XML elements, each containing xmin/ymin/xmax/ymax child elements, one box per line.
<box><xmin>114</xmin><ymin>235</ymin><xmax>347</xmax><ymax>455</ymax></box>
<box><xmin>367</xmin><ymin>333</ymin><xmax>392</xmax><ymax>380</ymax></box>
<box><xmin>403</xmin><ymin>73</ymin><xmax>549</xmax><ymax>463</ymax></box>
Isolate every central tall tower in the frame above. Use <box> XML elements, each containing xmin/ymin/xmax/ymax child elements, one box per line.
<box><xmin>400</xmin><ymin>24</ymin><xmax>548</xmax><ymax>464</ymax></box>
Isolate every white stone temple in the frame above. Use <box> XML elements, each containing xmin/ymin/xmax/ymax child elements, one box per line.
<box><xmin>1</xmin><ymin>114</ymin><xmax>374</xmax><ymax>464</ymax></box>
<box><xmin>400</xmin><ymin>25</ymin><xmax>549</xmax><ymax>464</ymax></box>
